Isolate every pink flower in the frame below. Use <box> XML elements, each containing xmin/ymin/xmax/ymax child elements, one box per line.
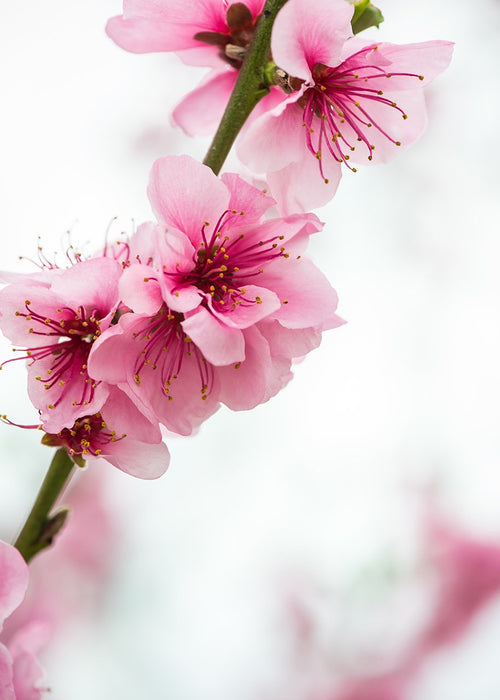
<box><xmin>106</xmin><ymin>0</ymin><xmax>285</xmax><ymax>137</ymax></box>
<box><xmin>0</xmin><ymin>540</ymin><xmax>47</xmax><ymax>699</ymax></box>
<box><xmin>0</xmin><ymin>257</ymin><xmax>124</xmax><ymax>434</ymax></box>
<box><xmin>328</xmin><ymin>675</ymin><xmax>406</xmax><ymax>700</ymax></box>
<box><xmin>41</xmin><ymin>387</ymin><xmax>170</xmax><ymax>479</ymax></box>
<box><xmin>415</xmin><ymin>519</ymin><xmax>500</xmax><ymax>653</ymax></box>
<box><xmin>238</xmin><ymin>0</ymin><xmax>454</xmax><ymax>211</ymax></box>
<box><xmin>106</xmin><ymin>0</ymin><xmax>265</xmax><ymax>63</ymax></box>
<box><xmin>88</xmin><ymin>155</ymin><xmax>343</xmax><ymax>435</ymax></box>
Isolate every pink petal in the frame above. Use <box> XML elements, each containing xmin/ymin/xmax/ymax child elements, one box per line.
<box><xmin>0</xmin><ymin>541</ymin><xmax>28</xmax><ymax>624</ymax></box>
<box><xmin>271</xmin><ymin>0</ymin><xmax>353</xmax><ymax>80</ymax></box>
<box><xmin>100</xmin><ymin>386</ymin><xmax>162</xmax><ymax>443</ymax></box>
<box><xmin>259</xmin><ymin>256</ymin><xmax>339</xmax><ymax>329</ymax></box>
<box><xmin>50</xmin><ymin>257</ymin><xmax>121</xmax><ymax>313</ymax></box>
<box><xmin>103</xmin><ymin>439</ymin><xmax>170</xmax><ymax>479</ymax></box>
<box><xmin>371</xmin><ymin>40</ymin><xmax>454</xmax><ymax>88</ymax></box>
<box><xmin>119</xmin><ymin>264</ymin><xmax>163</xmax><ymax>316</ymax></box>
<box><xmin>12</xmin><ymin>649</ymin><xmax>46</xmax><ymax>700</ymax></box>
<box><xmin>181</xmin><ymin>306</ymin><xmax>245</xmax><ymax>365</ymax></box>
<box><xmin>267</xmin><ymin>151</ymin><xmax>342</xmax><ymax>214</ymax></box>
<box><xmin>208</xmin><ymin>284</ymin><xmax>281</xmax><ymax>329</ymax></box>
<box><xmin>172</xmin><ymin>70</ymin><xmax>238</xmax><ymax>137</ymax></box>
<box><xmin>0</xmin><ymin>644</ymin><xmax>15</xmax><ymax>700</ymax></box>
<box><xmin>258</xmin><ymin>319</ymin><xmax>322</xmax><ymax>358</ymax></box>
<box><xmin>220</xmin><ymin>173</ymin><xmax>276</xmax><ymax>222</ymax></box>
<box><xmin>147</xmin><ymin>156</ymin><xmax>230</xmax><ymax>247</ymax></box>
<box><xmin>107</xmin><ymin>0</ymin><xmax>228</xmax><ymax>54</ymax></box>
<box><xmin>347</xmin><ymin>90</ymin><xmax>428</xmax><ymax>165</ymax></box>
<box><xmin>216</xmin><ymin>326</ymin><xmax>273</xmax><ymax>410</ymax></box>
<box><xmin>237</xmin><ymin>97</ymin><xmax>305</xmax><ymax>172</ymax></box>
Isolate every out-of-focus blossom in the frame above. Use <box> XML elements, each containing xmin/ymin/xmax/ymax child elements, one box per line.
<box><xmin>4</xmin><ymin>465</ymin><xmax>116</xmax><ymax>643</ymax></box>
<box><xmin>268</xmin><ymin>513</ymin><xmax>500</xmax><ymax>700</ymax></box>
<box><xmin>238</xmin><ymin>0</ymin><xmax>453</xmax><ymax>211</ymax></box>
<box><xmin>413</xmin><ymin>517</ymin><xmax>500</xmax><ymax>654</ymax></box>
<box><xmin>0</xmin><ymin>540</ymin><xmax>47</xmax><ymax>699</ymax></box>
<box><xmin>89</xmin><ymin>155</ymin><xmax>343</xmax><ymax>435</ymax></box>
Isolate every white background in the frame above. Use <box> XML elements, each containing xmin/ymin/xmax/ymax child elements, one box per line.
<box><xmin>1</xmin><ymin>0</ymin><xmax>500</xmax><ymax>697</ymax></box>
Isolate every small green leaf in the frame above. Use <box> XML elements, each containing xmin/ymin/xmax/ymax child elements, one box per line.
<box><xmin>351</xmin><ymin>0</ymin><xmax>384</xmax><ymax>35</ymax></box>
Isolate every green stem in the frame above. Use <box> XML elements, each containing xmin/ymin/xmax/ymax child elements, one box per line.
<box><xmin>203</xmin><ymin>0</ymin><xmax>289</xmax><ymax>175</ymax></box>
<box><xmin>14</xmin><ymin>448</ymin><xmax>76</xmax><ymax>563</ymax></box>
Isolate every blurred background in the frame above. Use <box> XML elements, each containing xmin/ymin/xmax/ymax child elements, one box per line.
<box><xmin>1</xmin><ymin>0</ymin><xmax>500</xmax><ymax>697</ymax></box>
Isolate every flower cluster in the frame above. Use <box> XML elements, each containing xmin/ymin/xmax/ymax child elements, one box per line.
<box><xmin>0</xmin><ymin>156</ymin><xmax>342</xmax><ymax>478</ymax></box>
<box><xmin>107</xmin><ymin>0</ymin><xmax>453</xmax><ymax>211</ymax></box>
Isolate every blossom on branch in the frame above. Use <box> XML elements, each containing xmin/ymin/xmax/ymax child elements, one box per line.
<box><xmin>238</xmin><ymin>0</ymin><xmax>454</xmax><ymax>211</ymax></box>
<box><xmin>106</xmin><ymin>0</ymin><xmax>285</xmax><ymax>136</ymax></box>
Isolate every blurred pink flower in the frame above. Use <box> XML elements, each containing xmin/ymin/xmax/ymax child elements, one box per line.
<box><xmin>0</xmin><ymin>540</ymin><xmax>47</xmax><ymax>699</ymax></box>
<box><xmin>88</xmin><ymin>155</ymin><xmax>343</xmax><ymax>435</ymax></box>
<box><xmin>4</xmin><ymin>466</ymin><xmax>116</xmax><ymax>641</ymax></box>
<box><xmin>238</xmin><ymin>0</ymin><xmax>453</xmax><ymax>211</ymax></box>
<box><xmin>415</xmin><ymin>518</ymin><xmax>500</xmax><ymax>653</ymax></box>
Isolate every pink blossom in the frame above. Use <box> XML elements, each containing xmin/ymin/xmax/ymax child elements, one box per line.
<box><xmin>88</xmin><ymin>155</ymin><xmax>343</xmax><ymax>435</ymax></box>
<box><xmin>414</xmin><ymin>519</ymin><xmax>500</xmax><ymax>653</ymax></box>
<box><xmin>41</xmin><ymin>387</ymin><xmax>170</xmax><ymax>479</ymax></box>
<box><xmin>0</xmin><ymin>257</ymin><xmax>123</xmax><ymax>434</ymax></box>
<box><xmin>0</xmin><ymin>540</ymin><xmax>47</xmax><ymax>699</ymax></box>
<box><xmin>238</xmin><ymin>0</ymin><xmax>454</xmax><ymax>211</ymax></box>
<box><xmin>4</xmin><ymin>466</ymin><xmax>116</xmax><ymax>646</ymax></box>
<box><xmin>327</xmin><ymin>675</ymin><xmax>406</xmax><ymax>700</ymax></box>
<box><xmin>106</xmin><ymin>0</ymin><xmax>265</xmax><ymax>63</ymax></box>
<box><xmin>106</xmin><ymin>0</ymin><xmax>286</xmax><ymax>137</ymax></box>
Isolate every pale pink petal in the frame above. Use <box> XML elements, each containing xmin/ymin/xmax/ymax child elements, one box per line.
<box><xmin>12</xmin><ymin>650</ymin><xmax>46</xmax><ymax>700</ymax></box>
<box><xmin>267</xmin><ymin>151</ymin><xmax>342</xmax><ymax>214</ymax></box>
<box><xmin>372</xmin><ymin>40</ymin><xmax>454</xmax><ymax>88</ymax></box>
<box><xmin>103</xmin><ymin>438</ymin><xmax>169</xmax><ymax>479</ymax></box>
<box><xmin>147</xmin><ymin>156</ymin><xmax>230</xmax><ymax>245</ymax></box>
<box><xmin>155</xmin><ymin>228</ymin><xmax>203</xmax><ymax>313</ymax></box>
<box><xmin>271</xmin><ymin>0</ymin><xmax>353</xmax><ymax>80</ymax></box>
<box><xmin>220</xmin><ymin>173</ymin><xmax>276</xmax><ymax>222</ymax></box>
<box><xmin>347</xmin><ymin>90</ymin><xmax>428</xmax><ymax>165</ymax></box>
<box><xmin>119</xmin><ymin>264</ymin><xmax>163</xmax><ymax>316</ymax></box>
<box><xmin>107</xmin><ymin>0</ymin><xmax>227</xmax><ymax>53</ymax></box>
<box><xmin>258</xmin><ymin>319</ymin><xmax>322</xmax><ymax>358</ymax></box>
<box><xmin>128</xmin><ymin>221</ymin><xmax>162</xmax><ymax>263</ymax></box>
<box><xmin>0</xmin><ymin>542</ymin><xmax>28</xmax><ymax>625</ymax></box>
<box><xmin>172</xmin><ymin>70</ymin><xmax>237</xmax><ymax>137</ymax></box>
<box><xmin>87</xmin><ymin>323</ymin><xmax>129</xmax><ymax>386</ymax></box>
<box><xmin>216</xmin><ymin>326</ymin><xmax>272</xmax><ymax>410</ymax></box>
<box><xmin>100</xmin><ymin>386</ymin><xmax>162</xmax><ymax>443</ymax></box>
<box><xmin>259</xmin><ymin>256</ymin><xmax>339</xmax><ymax>329</ymax></box>
<box><xmin>182</xmin><ymin>306</ymin><xmax>245</xmax><ymax>365</ymax></box>
<box><xmin>50</xmin><ymin>257</ymin><xmax>121</xmax><ymax>313</ymax></box>
<box><xmin>237</xmin><ymin>97</ymin><xmax>305</xmax><ymax>172</ymax></box>
<box><xmin>0</xmin><ymin>644</ymin><xmax>15</xmax><ymax>700</ymax></box>
<box><xmin>0</xmin><ymin>285</ymin><xmax>63</xmax><ymax>348</ymax></box>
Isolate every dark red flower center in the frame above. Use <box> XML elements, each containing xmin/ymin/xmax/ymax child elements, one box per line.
<box><xmin>297</xmin><ymin>45</ymin><xmax>424</xmax><ymax>181</ymax></box>
<box><xmin>194</xmin><ymin>3</ymin><xmax>259</xmax><ymax>68</ymax></box>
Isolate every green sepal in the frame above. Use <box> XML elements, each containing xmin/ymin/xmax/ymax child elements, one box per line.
<box><xmin>351</xmin><ymin>0</ymin><xmax>384</xmax><ymax>35</ymax></box>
